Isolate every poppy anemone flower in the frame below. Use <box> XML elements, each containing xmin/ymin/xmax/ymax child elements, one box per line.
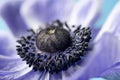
<box><xmin>0</xmin><ymin>0</ymin><xmax>120</xmax><ymax>80</ymax></box>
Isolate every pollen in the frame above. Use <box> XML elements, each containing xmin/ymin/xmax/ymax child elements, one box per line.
<box><xmin>48</xmin><ymin>29</ymin><xmax>56</xmax><ymax>34</ymax></box>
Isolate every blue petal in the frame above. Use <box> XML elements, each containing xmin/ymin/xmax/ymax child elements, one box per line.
<box><xmin>91</xmin><ymin>27</ymin><xmax>100</xmax><ymax>41</ymax></box>
<box><xmin>20</xmin><ymin>0</ymin><xmax>102</xmax><ymax>31</ymax></box>
<box><xmin>101</xmin><ymin>63</ymin><xmax>120</xmax><ymax>80</ymax></box>
<box><xmin>0</xmin><ymin>55</ymin><xmax>28</xmax><ymax>71</ymax></box>
<box><xmin>0</xmin><ymin>30</ymin><xmax>18</xmax><ymax>57</ymax></box>
<box><xmin>0</xmin><ymin>0</ymin><xmax>29</xmax><ymax>37</ymax></box>
<box><xmin>0</xmin><ymin>57</ymin><xmax>46</xmax><ymax>80</ymax></box>
<box><xmin>16</xmin><ymin>70</ymin><xmax>44</xmax><ymax>80</ymax></box>
<box><xmin>0</xmin><ymin>30</ymin><xmax>33</xmax><ymax>79</ymax></box>
<box><xmin>21</xmin><ymin>0</ymin><xmax>74</xmax><ymax>23</ymax></box>
<box><xmin>49</xmin><ymin>72</ymin><xmax>62</xmax><ymax>80</ymax></box>
<box><xmin>20</xmin><ymin>0</ymin><xmax>75</xmax><ymax>30</ymax></box>
<box><xmin>0</xmin><ymin>50</ymin><xmax>32</xmax><ymax>79</ymax></box>
<box><xmin>66</xmin><ymin>33</ymin><xmax>120</xmax><ymax>80</ymax></box>
<box><xmin>68</xmin><ymin>1</ymin><xmax>120</xmax><ymax>79</ymax></box>
<box><xmin>0</xmin><ymin>66</ymin><xmax>32</xmax><ymax>80</ymax></box>
<box><xmin>0</xmin><ymin>30</ymin><xmax>44</xmax><ymax>80</ymax></box>
<box><xmin>68</xmin><ymin>0</ymin><xmax>102</xmax><ymax>27</ymax></box>
<box><xmin>95</xmin><ymin>1</ymin><xmax>120</xmax><ymax>42</ymax></box>
<box><xmin>62</xmin><ymin>66</ymin><xmax>81</xmax><ymax>80</ymax></box>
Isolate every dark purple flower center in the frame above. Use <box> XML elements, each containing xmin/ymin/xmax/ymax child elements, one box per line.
<box><xmin>36</xmin><ymin>27</ymin><xmax>72</xmax><ymax>53</ymax></box>
<box><xmin>16</xmin><ymin>20</ymin><xmax>91</xmax><ymax>73</ymax></box>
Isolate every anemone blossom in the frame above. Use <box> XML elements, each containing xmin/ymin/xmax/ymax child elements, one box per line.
<box><xmin>0</xmin><ymin>0</ymin><xmax>120</xmax><ymax>80</ymax></box>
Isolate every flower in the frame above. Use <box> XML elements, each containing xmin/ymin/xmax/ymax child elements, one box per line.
<box><xmin>0</xmin><ymin>0</ymin><xmax>120</xmax><ymax>80</ymax></box>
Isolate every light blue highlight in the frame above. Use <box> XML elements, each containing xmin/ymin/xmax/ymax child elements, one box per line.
<box><xmin>89</xmin><ymin>77</ymin><xmax>107</xmax><ymax>80</ymax></box>
<box><xmin>96</xmin><ymin>0</ymin><xmax>118</xmax><ymax>28</ymax></box>
<box><xmin>0</xmin><ymin>17</ymin><xmax>10</xmax><ymax>31</ymax></box>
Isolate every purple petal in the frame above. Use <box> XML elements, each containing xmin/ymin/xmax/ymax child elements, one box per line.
<box><xmin>95</xmin><ymin>1</ymin><xmax>120</xmax><ymax>42</ymax></box>
<box><xmin>16</xmin><ymin>70</ymin><xmax>44</xmax><ymax>80</ymax></box>
<box><xmin>0</xmin><ymin>50</ymin><xmax>32</xmax><ymax>79</ymax></box>
<box><xmin>101</xmin><ymin>66</ymin><xmax>120</xmax><ymax>80</ymax></box>
<box><xmin>20</xmin><ymin>0</ymin><xmax>75</xmax><ymax>30</ymax></box>
<box><xmin>0</xmin><ymin>54</ymin><xmax>31</xmax><ymax>72</ymax></box>
<box><xmin>66</xmin><ymin>33</ymin><xmax>120</xmax><ymax>80</ymax></box>
<box><xmin>0</xmin><ymin>31</ymin><xmax>43</xmax><ymax>80</ymax></box>
<box><xmin>0</xmin><ymin>66</ymin><xmax>32</xmax><ymax>80</ymax></box>
<box><xmin>62</xmin><ymin>66</ymin><xmax>81</xmax><ymax>80</ymax></box>
<box><xmin>0</xmin><ymin>31</ymin><xmax>31</xmax><ymax>78</ymax></box>
<box><xmin>91</xmin><ymin>27</ymin><xmax>100</xmax><ymax>41</ymax></box>
<box><xmin>0</xmin><ymin>31</ymin><xmax>30</xmax><ymax>71</ymax></box>
<box><xmin>49</xmin><ymin>72</ymin><xmax>62</xmax><ymax>80</ymax></box>
<box><xmin>0</xmin><ymin>0</ymin><xmax>29</xmax><ymax>37</ymax></box>
<box><xmin>0</xmin><ymin>30</ymin><xmax>18</xmax><ymax>57</ymax></box>
<box><xmin>21</xmin><ymin>0</ymin><xmax>102</xmax><ymax>31</ymax></box>
<box><xmin>71</xmin><ymin>2</ymin><xmax>120</xmax><ymax>79</ymax></box>
<box><xmin>68</xmin><ymin>0</ymin><xmax>102</xmax><ymax>28</ymax></box>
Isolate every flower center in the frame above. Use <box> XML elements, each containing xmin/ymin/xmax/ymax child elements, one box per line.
<box><xmin>16</xmin><ymin>20</ymin><xmax>91</xmax><ymax>73</ymax></box>
<box><xmin>36</xmin><ymin>27</ymin><xmax>72</xmax><ymax>53</ymax></box>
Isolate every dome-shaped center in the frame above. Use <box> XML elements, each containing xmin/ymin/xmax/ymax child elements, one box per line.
<box><xmin>36</xmin><ymin>27</ymin><xmax>72</xmax><ymax>53</ymax></box>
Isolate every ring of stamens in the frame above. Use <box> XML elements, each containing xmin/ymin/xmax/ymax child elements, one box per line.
<box><xmin>16</xmin><ymin>20</ymin><xmax>91</xmax><ymax>73</ymax></box>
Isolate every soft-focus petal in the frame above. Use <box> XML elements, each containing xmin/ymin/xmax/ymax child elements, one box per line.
<box><xmin>101</xmin><ymin>67</ymin><xmax>120</xmax><ymax>80</ymax></box>
<box><xmin>67</xmin><ymin>33</ymin><xmax>120</xmax><ymax>80</ymax></box>
<box><xmin>0</xmin><ymin>0</ymin><xmax>29</xmax><ymax>37</ymax></box>
<box><xmin>0</xmin><ymin>46</ymin><xmax>32</xmax><ymax>79</ymax></box>
<box><xmin>0</xmin><ymin>30</ymin><xmax>18</xmax><ymax>57</ymax></box>
<box><xmin>0</xmin><ymin>66</ymin><xmax>32</xmax><ymax>80</ymax></box>
<box><xmin>0</xmin><ymin>37</ymin><xmax>44</xmax><ymax>80</ymax></box>
<box><xmin>20</xmin><ymin>0</ymin><xmax>75</xmax><ymax>30</ymax></box>
<box><xmin>68</xmin><ymin>0</ymin><xmax>102</xmax><ymax>29</ymax></box>
<box><xmin>0</xmin><ymin>55</ymin><xmax>27</xmax><ymax>71</ymax></box>
<box><xmin>62</xmin><ymin>65</ymin><xmax>81</xmax><ymax>80</ymax></box>
<box><xmin>21</xmin><ymin>0</ymin><xmax>102</xmax><ymax>31</ymax></box>
<box><xmin>95</xmin><ymin>0</ymin><xmax>120</xmax><ymax>42</ymax></box>
<box><xmin>16</xmin><ymin>70</ymin><xmax>44</xmax><ymax>80</ymax></box>
<box><xmin>67</xmin><ymin>1</ymin><xmax>120</xmax><ymax>79</ymax></box>
<box><xmin>0</xmin><ymin>30</ymin><xmax>33</xmax><ymax>79</ymax></box>
<box><xmin>91</xmin><ymin>27</ymin><xmax>100</xmax><ymax>41</ymax></box>
<box><xmin>16</xmin><ymin>66</ymin><xmax>62</xmax><ymax>80</ymax></box>
<box><xmin>49</xmin><ymin>72</ymin><xmax>62</xmax><ymax>80</ymax></box>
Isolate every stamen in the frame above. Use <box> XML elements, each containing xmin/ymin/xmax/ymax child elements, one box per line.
<box><xmin>16</xmin><ymin>20</ymin><xmax>91</xmax><ymax>74</ymax></box>
<box><xmin>65</xmin><ymin>22</ymin><xmax>71</xmax><ymax>31</ymax></box>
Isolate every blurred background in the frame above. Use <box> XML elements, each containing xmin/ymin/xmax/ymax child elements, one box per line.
<box><xmin>0</xmin><ymin>0</ymin><xmax>119</xmax><ymax>31</ymax></box>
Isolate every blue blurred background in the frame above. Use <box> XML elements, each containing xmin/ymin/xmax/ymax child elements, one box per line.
<box><xmin>0</xmin><ymin>0</ymin><xmax>119</xmax><ymax>31</ymax></box>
